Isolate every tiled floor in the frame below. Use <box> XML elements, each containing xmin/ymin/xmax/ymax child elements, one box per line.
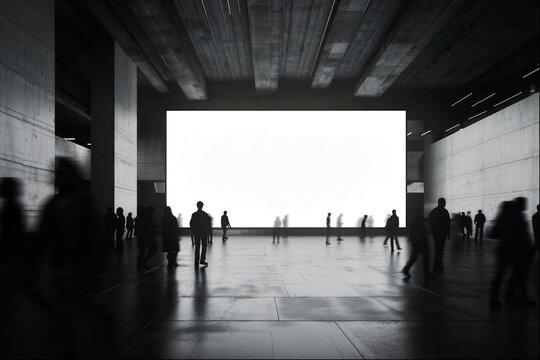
<box><xmin>0</xmin><ymin>235</ymin><xmax>538</xmax><ymax>358</ymax></box>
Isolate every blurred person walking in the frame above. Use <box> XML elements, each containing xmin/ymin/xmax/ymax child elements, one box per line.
<box><xmin>162</xmin><ymin>206</ymin><xmax>179</xmax><ymax>270</ymax></box>
<box><xmin>387</xmin><ymin>210</ymin><xmax>401</xmax><ymax>251</ymax></box>
<box><xmin>126</xmin><ymin>212</ymin><xmax>134</xmax><ymax>242</ymax></box>
<box><xmin>402</xmin><ymin>204</ymin><xmax>434</xmax><ymax>280</ymax></box>
<box><xmin>428</xmin><ymin>198</ymin><xmax>450</xmax><ymax>274</ymax></box>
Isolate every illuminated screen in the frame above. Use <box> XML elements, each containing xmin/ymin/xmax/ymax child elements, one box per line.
<box><xmin>167</xmin><ymin>111</ymin><xmax>406</xmax><ymax>227</ymax></box>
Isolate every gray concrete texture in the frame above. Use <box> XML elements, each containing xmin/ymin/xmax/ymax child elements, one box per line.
<box><xmin>425</xmin><ymin>93</ymin><xmax>540</xmax><ymax>232</ymax></box>
<box><xmin>91</xmin><ymin>41</ymin><xmax>137</xmax><ymax>215</ymax></box>
<box><xmin>0</xmin><ymin>0</ymin><xmax>55</xmax><ymax>230</ymax></box>
<box><xmin>55</xmin><ymin>136</ymin><xmax>91</xmax><ymax>180</ymax></box>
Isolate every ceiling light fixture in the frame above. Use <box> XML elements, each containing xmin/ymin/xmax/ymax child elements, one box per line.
<box><xmin>522</xmin><ymin>67</ymin><xmax>539</xmax><ymax>79</ymax></box>
<box><xmin>407</xmin><ymin>131</ymin><xmax>412</xmax><ymax>136</ymax></box>
<box><xmin>420</xmin><ymin>130</ymin><xmax>431</xmax><ymax>137</ymax></box>
<box><xmin>493</xmin><ymin>91</ymin><xmax>523</xmax><ymax>108</ymax></box>
<box><xmin>87</xmin><ymin>143</ymin><xmax>92</xmax><ymax>146</ymax></box>
<box><xmin>63</xmin><ymin>137</ymin><xmax>75</xmax><ymax>141</ymax></box>
<box><xmin>468</xmin><ymin>110</ymin><xmax>487</xmax><ymax>120</ymax></box>
<box><xmin>450</xmin><ymin>92</ymin><xmax>473</xmax><ymax>107</ymax></box>
<box><xmin>471</xmin><ymin>93</ymin><xmax>496</xmax><ymax>107</ymax></box>
<box><xmin>445</xmin><ymin>124</ymin><xmax>460</xmax><ymax>132</ymax></box>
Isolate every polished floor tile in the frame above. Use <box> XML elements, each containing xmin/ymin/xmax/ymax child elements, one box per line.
<box><xmin>0</xmin><ymin>235</ymin><xmax>537</xmax><ymax>358</ymax></box>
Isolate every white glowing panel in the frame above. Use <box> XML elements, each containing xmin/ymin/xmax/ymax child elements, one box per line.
<box><xmin>167</xmin><ymin>111</ymin><xmax>406</xmax><ymax>227</ymax></box>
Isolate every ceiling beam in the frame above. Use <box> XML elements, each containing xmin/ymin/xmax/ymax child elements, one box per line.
<box><xmin>247</xmin><ymin>0</ymin><xmax>283</xmax><ymax>90</ymax></box>
<box><xmin>127</xmin><ymin>0</ymin><xmax>207</xmax><ymax>100</ymax></box>
<box><xmin>77</xmin><ymin>0</ymin><xmax>169</xmax><ymax>93</ymax></box>
<box><xmin>354</xmin><ymin>0</ymin><xmax>463</xmax><ymax>97</ymax></box>
<box><xmin>311</xmin><ymin>0</ymin><xmax>368</xmax><ymax>88</ymax></box>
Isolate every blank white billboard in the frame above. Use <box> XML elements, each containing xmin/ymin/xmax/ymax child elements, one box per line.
<box><xmin>167</xmin><ymin>111</ymin><xmax>406</xmax><ymax>227</ymax></box>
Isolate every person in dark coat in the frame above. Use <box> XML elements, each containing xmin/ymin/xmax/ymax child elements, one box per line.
<box><xmin>126</xmin><ymin>212</ymin><xmax>134</xmax><ymax>242</ymax></box>
<box><xmin>162</xmin><ymin>206</ymin><xmax>179</xmax><ymax>270</ymax></box>
<box><xmin>488</xmin><ymin>199</ymin><xmax>535</xmax><ymax>307</ymax></box>
<box><xmin>465</xmin><ymin>211</ymin><xmax>473</xmax><ymax>240</ymax></box>
<box><xmin>474</xmin><ymin>209</ymin><xmax>486</xmax><ymax>241</ymax></box>
<box><xmin>221</xmin><ymin>211</ymin><xmax>230</xmax><ymax>241</ymax></box>
<box><xmin>326</xmin><ymin>213</ymin><xmax>331</xmax><ymax>244</ymax></box>
<box><xmin>361</xmin><ymin>215</ymin><xmax>367</xmax><ymax>229</ymax></box>
<box><xmin>428</xmin><ymin>198</ymin><xmax>450</xmax><ymax>274</ymax></box>
<box><xmin>190</xmin><ymin>201</ymin><xmax>211</xmax><ymax>266</ymax></box>
<box><xmin>386</xmin><ymin>210</ymin><xmax>401</xmax><ymax>252</ymax></box>
<box><xmin>38</xmin><ymin>157</ymin><xmax>105</xmax><ymax>356</ymax></box>
<box><xmin>115</xmin><ymin>207</ymin><xmax>125</xmax><ymax>251</ymax></box>
<box><xmin>0</xmin><ymin>177</ymin><xmax>24</xmax><ymax>260</ymax></box>
<box><xmin>402</xmin><ymin>204</ymin><xmax>433</xmax><ymax>280</ymax></box>
<box><xmin>104</xmin><ymin>207</ymin><xmax>116</xmax><ymax>251</ymax></box>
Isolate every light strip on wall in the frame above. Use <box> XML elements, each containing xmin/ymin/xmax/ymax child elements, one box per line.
<box><xmin>420</xmin><ymin>130</ymin><xmax>431</xmax><ymax>136</ymax></box>
<box><xmin>450</xmin><ymin>92</ymin><xmax>473</xmax><ymax>107</ymax></box>
<box><xmin>407</xmin><ymin>131</ymin><xmax>412</xmax><ymax>136</ymax></box>
<box><xmin>471</xmin><ymin>93</ymin><xmax>496</xmax><ymax>107</ymax></box>
<box><xmin>445</xmin><ymin>124</ymin><xmax>460</xmax><ymax>132</ymax></box>
<box><xmin>63</xmin><ymin>137</ymin><xmax>75</xmax><ymax>141</ymax></box>
<box><xmin>468</xmin><ymin>110</ymin><xmax>487</xmax><ymax>120</ymax></box>
<box><xmin>493</xmin><ymin>91</ymin><xmax>523</xmax><ymax>108</ymax></box>
<box><xmin>522</xmin><ymin>67</ymin><xmax>539</xmax><ymax>79</ymax></box>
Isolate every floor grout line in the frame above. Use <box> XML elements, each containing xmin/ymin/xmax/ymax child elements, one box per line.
<box><xmin>335</xmin><ymin>321</ymin><xmax>366</xmax><ymax>359</ymax></box>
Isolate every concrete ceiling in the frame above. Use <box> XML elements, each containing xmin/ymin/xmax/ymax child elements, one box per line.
<box><xmin>56</xmin><ymin>0</ymin><xmax>538</xmax><ymax>101</ymax></box>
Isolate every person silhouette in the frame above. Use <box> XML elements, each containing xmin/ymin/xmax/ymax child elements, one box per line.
<box><xmin>326</xmin><ymin>213</ymin><xmax>331</xmax><ymax>244</ymax></box>
<box><xmin>383</xmin><ymin>213</ymin><xmax>392</xmax><ymax>246</ymax></box>
<box><xmin>488</xmin><ymin>199</ymin><xmax>535</xmax><ymax>307</ymax></box>
<box><xmin>533</xmin><ymin>204</ymin><xmax>540</xmax><ymax>255</ymax></box>
<box><xmin>361</xmin><ymin>215</ymin><xmax>367</xmax><ymax>229</ymax></box>
<box><xmin>221</xmin><ymin>210</ymin><xmax>230</xmax><ymax>241</ymax></box>
<box><xmin>208</xmin><ymin>214</ymin><xmax>213</xmax><ymax>244</ymax></box>
<box><xmin>104</xmin><ymin>207</ymin><xmax>116</xmax><ymax>251</ymax></box>
<box><xmin>273</xmin><ymin>216</ymin><xmax>282</xmax><ymax>242</ymax></box>
<box><xmin>162</xmin><ymin>206</ymin><xmax>179</xmax><ymax>271</ymax></box>
<box><xmin>115</xmin><ymin>207</ymin><xmax>125</xmax><ymax>251</ymax></box>
<box><xmin>387</xmin><ymin>210</ymin><xmax>401</xmax><ymax>251</ymax></box>
<box><xmin>126</xmin><ymin>212</ymin><xmax>134</xmax><ymax>242</ymax></box>
<box><xmin>0</xmin><ymin>177</ymin><xmax>24</xmax><ymax>261</ymax></box>
<box><xmin>402</xmin><ymin>203</ymin><xmax>434</xmax><ymax>280</ymax></box>
<box><xmin>460</xmin><ymin>212</ymin><xmax>466</xmax><ymax>239</ymax></box>
<box><xmin>428</xmin><ymin>198</ymin><xmax>450</xmax><ymax>274</ymax></box>
<box><xmin>474</xmin><ymin>209</ymin><xmax>486</xmax><ymax>241</ymax></box>
<box><xmin>282</xmin><ymin>215</ymin><xmax>289</xmax><ymax>239</ymax></box>
<box><xmin>38</xmin><ymin>157</ymin><xmax>105</xmax><ymax>356</ymax></box>
<box><xmin>336</xmin><ymin>214</ymin><xmax>344</xmax><ymax>241</ymax></box>
<box><xmin>465</xmin><ymin>211</ymin><xmax>473</xmax><ymax>240</ymax></box>
<box><xmin>190</xmin><ymin>201</ymin><xmax>211</xmax><ymax>266</ymax></box>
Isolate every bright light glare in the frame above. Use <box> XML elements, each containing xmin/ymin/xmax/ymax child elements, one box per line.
<box><xmin>167</xmin><ymin>111</ymin><xmax>406</xmax><ymax>227</ymax></box>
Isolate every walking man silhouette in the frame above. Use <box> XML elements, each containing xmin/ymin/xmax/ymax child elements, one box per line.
<box><xmin>221</xmin><ymin>211</ymin><xmax>230</xmax><ymax>241</ymax></box>
<box><xmin>191</xmin><ymin>201</ymin><xmax>211</xmax><ymax>266</ymax></box>
<box><xmin>474</xmin><ymin>210</ymin><xmax>486</xmax><ymax>241</ymax></box>
<box><xmin>428</xmin><ymin>198</ymin><xmax>450</xmax><ymax>274</ymax></box>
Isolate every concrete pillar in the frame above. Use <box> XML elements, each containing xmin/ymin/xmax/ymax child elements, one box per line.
<box><xmin>0</xmin><ymin>0</ymin><xmax>56</xmax><ymax>230</ymax></box>
<box><xmin>91</xmin><ymin>40</ymin><xmax>137</xmax><ymax>215</ymax></box>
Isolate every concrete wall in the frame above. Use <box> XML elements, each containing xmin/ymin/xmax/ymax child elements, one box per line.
<box><xmin>0</xmin><ymin>0</ymin><xmax>55</xmax><ymax>230</ymax></box>
<box><xmin>425</xmin><ymin>93</ymin><xmax>539</xmax><ymax>232</ymax></box>
<box><xmin>91</xmin><ymin>41</ymin><xmax>137</xmax><ymax>216</ymax></box>
<box><xmin>55</xmin><ymin>137</ymin><xmax>91</xmax><ymax>180</ymax></box>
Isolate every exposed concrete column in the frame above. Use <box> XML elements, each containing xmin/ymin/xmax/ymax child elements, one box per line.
<box><xmin>0</xmin><ymin>0</ymin><xmax>56</xmax><ymax>230</ymax></box>
<box><xmin>91</xmin><ymin>40</ymin><xmax>137</xmax><ymax>215</ymax></box>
